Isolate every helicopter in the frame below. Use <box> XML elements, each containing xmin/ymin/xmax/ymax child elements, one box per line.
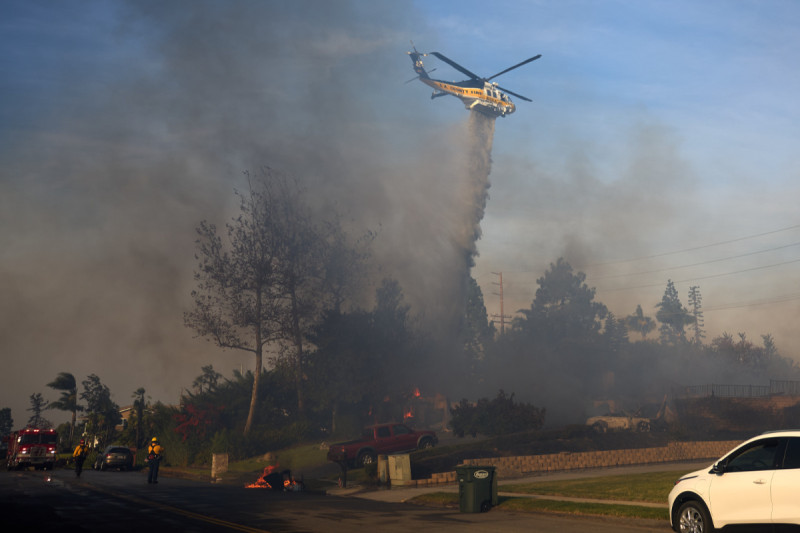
<box><xmin>407</xmin><ymin>45</ymin><xmax>541</xmax><ymax>118</ymax></box>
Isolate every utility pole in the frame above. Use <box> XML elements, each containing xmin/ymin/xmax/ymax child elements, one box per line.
<box><xmin>491</xmin><ymin>271</ymin><xmax>512</xmax><ymax>335</ymax></box>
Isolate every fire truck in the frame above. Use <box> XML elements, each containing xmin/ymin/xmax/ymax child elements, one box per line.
<box><xmin>5</xmin><ymin>427</ymin><xmax>58</xmax><ymax>470</ymax></box>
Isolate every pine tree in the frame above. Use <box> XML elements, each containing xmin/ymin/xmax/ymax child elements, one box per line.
<box><xmin>655</xmin><ymin>280</ymin><xmax>694</xmax><ymax>345</ymax></box>
<box><xmin>27</xmin><ymin>393</ymin><xmax>51</xmax><ymax>429</ymax></box>
<box><xmin>687</xmin><ymin>286</ymin><xmax>705</xmax><ymax>345</ymax></box>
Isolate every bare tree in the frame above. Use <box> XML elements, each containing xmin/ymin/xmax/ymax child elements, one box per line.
<box><xmin>185</xmin><ymin>169</ymin><xmax>370</xmax><ymax>434</ymax></box>
<box><xmin>185</xmin><ymin>178</ymin><xmax>281</xmax><ymax>435</ymax></box>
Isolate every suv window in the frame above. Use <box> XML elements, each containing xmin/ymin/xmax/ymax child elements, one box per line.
<box><xmin>393</xmin><ymin>425</ymin><xmax>411</xmax><ymax>435</ymax></box>
<box><xmin>725</xmin><ymin>437</ymin><xmax>781</xmax><ymax>472</ymax></box>
<box><xmin>376</xmin><ymin>426</ymin><xmax>391</xmax><ymax>438</ymax></box>
<box><xmin>782</xmin><ymin>437</ymin><xmax>800</xmax><ymax>469</ymax></box>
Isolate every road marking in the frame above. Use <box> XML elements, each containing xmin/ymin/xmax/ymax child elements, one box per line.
<box><xmin>73</xmin><ymin>481</ymin><xmax>272</xmax><ymax>533</ymax></box>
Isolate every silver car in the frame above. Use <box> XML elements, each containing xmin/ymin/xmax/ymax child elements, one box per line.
<box><xmin>93</xmin><ymin>445</ymin><xmax>134</xmax><ymax>471</ymax></box>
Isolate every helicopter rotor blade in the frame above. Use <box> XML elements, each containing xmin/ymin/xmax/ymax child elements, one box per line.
<box><xmin>496</xmin><ymin>85</ymin><xmax>532</xmax><ymax>102</ymax></box>
<box><xmin>486</xmin><ymin>54</ymin><xmax>541</xmax><ymax>81</ymax></box>
<box><xmin>430</xmin><ymin>52</ymin><xmax>481</xmax><ymax>80</ymax></box>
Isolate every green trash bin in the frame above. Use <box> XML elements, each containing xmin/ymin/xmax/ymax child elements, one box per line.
<box><xmin>456</xmin><ymin>465</ymin><xmax>497</xmax><ymax>513</ymax></box>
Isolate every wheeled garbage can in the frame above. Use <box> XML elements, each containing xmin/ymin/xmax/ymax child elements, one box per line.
<box><xmin>456</xmin><ymin>465</ymin><xmax>497</xmax><ymax>513</ymax></box>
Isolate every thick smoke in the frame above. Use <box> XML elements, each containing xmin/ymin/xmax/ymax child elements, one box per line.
<box><xmin>5</xmin><ymin>2</ymin><xmax>794</xmax><ymax>429</ymax></box>
<box><xmin>0</xmin><ymin>1</ymin><xmax>501</xmax><ymax>422</ymax></box>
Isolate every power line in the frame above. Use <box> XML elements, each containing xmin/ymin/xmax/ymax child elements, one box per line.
<box><xmin>477</xmin><ymin>223</ymin><xmax>800</xmax><ymax>279</ymax></box>
<box><xmin>597</xmin><ymin>257</ymin><xmax>800</xmax><ymax>292</ymax></box>
<box><xmin>704</xmin><ymin>292</ymin><xmax>800</xmax><ymax>312</ymax></box>
<box><xmin>587</xmin><ymin>241</ymin><xmax>800</xmax><ymax>281</ymax></box>
<box><xmin>476</xmin><ymin>224</ymin><xmax>800</xmax><ymax>314</ymax></box>
<box><xmin>582</xmin><ymin>223</ymin><xmax>800</xmax><ymax>268</ymax></box>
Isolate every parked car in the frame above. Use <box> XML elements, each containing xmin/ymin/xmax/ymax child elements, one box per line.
<box><xmin>93</xmin><ymin>445</ymin><xmax>134</xmax><ymax>471</ymax></box>
<box><xmin>327</xmin><ymin>423</ymin><xmax>437</xmax><ymax>468</ymax></box>
<box><xmin>586</xmin><ymin>413</ymin><xmax>651</xmax><ymax>433</ymax></box>
<box><xmin>669</xmin><ymin>430</ymin><xmax>800</xmax><ymax>532</ymax></box>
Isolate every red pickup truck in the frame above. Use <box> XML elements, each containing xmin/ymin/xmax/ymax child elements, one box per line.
<box><xmin>327</xmin><ymin>423</ymin><xmax>437</xmax><ymax>467</ymax></box>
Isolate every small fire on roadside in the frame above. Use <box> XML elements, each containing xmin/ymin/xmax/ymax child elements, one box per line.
<box><xmin>403</xmin><ymin>407</ymin><xmax>414</xmax><ymax>420</ymax></box>
<box><xmin>245</xmin><ymin>464</ymin><xmax>304</xmax><ymax>491</ymax></box>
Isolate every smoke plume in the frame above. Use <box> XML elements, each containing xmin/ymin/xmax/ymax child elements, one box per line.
<box><xmin>0</xmin><ymin>1</ymin><xmax>502</xmax><ymax>422</ymax></box>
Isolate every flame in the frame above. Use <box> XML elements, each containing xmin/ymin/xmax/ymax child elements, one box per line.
<box><xmin>244</xmin><ymin>464</ymin><xmax>304</xmax><ymax>491</ymax></box>
<box><xmin>414</xmin><ymin>387</ymin><xmax>421</xmax><ymax>398</ymax></box>
<box><xmin>403</xmin><ymin>406</ymin><xmax>414</xmax><ymax>419</ymax></box>
<box><xmin>244</xmin><ymin>465</ymin><xmax>278</xmax><ymax>489</ymax></box>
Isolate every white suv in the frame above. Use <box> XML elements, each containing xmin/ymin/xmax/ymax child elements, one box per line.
<box><xmin>669</xmin><ymin>430</ymin><xmax>800</xmax><ymax>532</ymax></box>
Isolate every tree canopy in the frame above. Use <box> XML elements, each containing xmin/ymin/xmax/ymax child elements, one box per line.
<box><xmin>80</xmin><ymin>374</ymin><xmax>120</xmax><ymax>446</ymax></box>
<box><xmin>518</xmin><ymin>257</ymin><xmax>608</xmax><ymax>343</ymax></box>
<box><xmin>46</xmin><ymin>372</ymin><xmax>82</xmax><ymax>445</ymax></box>
<box><xmin>185</xmin><ymin>169</ymin><xmax>371</xmax><ymax>434</ymax></box>
<box><xmin>656</xmin><ymin>280</ymin><xmax>695</xmax><ymax>345</ymax></box>
<box><xmin>27</xmin><ymin>393</ymin><xmax>51</xmax><ymax>429</ymax></box>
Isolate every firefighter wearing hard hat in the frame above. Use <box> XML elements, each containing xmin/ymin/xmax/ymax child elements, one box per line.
<box><xmin>72</xmin><ymin>439</ymin><xmax>89</xmax><ymax>477</ymax></box>
<box><xmin>146</xmin><ymin>437</ymin><xmax>164</xmax><ymax>484</ymax></box>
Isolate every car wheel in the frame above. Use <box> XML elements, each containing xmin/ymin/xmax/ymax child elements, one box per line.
<box><xmin>357</xmin><ymin>452</ymin><xmax>376</xmax><ymax>467</ymax></box>
<box><xmin>677</xmin><ymin>500</ymin><xmax>714</xmax><ymax>533</ymax></box>
<box><xmin>418</xmin><ymin>438</ymin><xmax>434</xmax><ymax>450</ymax></box>
<box><xmin>592</xmin><ymin>421</ymin><xmax>608</xmax><ymax>433</ymax></box>
<box><xmin>637</xmin><ymin>421</ymin><xmax>651</xmax><ymax>432</ymax></box>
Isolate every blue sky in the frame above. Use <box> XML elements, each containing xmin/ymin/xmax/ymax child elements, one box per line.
<box><xmin>1</xmin><ymin>0</ymin><xmax>799</xmax><ymax>424</ymax></box>
<box><xmin>412</xmin><ymin>1</ymin><xmax>800</xmax><ymax>337</ymax></box>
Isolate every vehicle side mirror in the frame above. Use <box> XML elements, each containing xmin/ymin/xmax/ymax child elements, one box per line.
<box><xmin>711</xmin><ymin>462</ymin><xmax>726</xmax><ymax>475</ymax></box>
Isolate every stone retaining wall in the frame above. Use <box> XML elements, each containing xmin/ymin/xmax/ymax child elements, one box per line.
<box><xmin>418</xmin><ymin>440</ymin><xmax>740</xmax><ymax>487</ymax></box>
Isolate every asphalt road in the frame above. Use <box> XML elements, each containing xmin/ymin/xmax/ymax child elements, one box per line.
<box><xmin>0</xmin><ymin>467</ymin><xmax>672</xmax><ymax>532</ymax></box>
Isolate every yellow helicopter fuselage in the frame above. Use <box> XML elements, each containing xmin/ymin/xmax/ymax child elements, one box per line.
<box><xmin>419</xmin><ymin>78</ymin><xmax>516</xmax><ymax>117</ymax></box>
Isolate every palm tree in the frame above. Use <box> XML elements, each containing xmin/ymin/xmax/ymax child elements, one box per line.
<box><xmin>131</xmin><ymin>387</ymin><xmax>148</xmax><ymax>449</ymax></box>
<box><xmin>46</xmin><ymin>372</ymin><xmax>83</xmax><ymax>445</ymax></box>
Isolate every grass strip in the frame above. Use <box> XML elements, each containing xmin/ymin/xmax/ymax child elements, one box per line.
<box><xmin>499</xmin><ymin>497</ymin><xmax>668</xmax><ymax>520</ymax></box>
<box><xmin>499</xmin><ymin>470</ymin><xmax>680</xmax><ymax>503</ymax></box>
<box><xmin>407</xmin><ymin>492</ymin><xmax>668</xmax><ymax>521</ymax></box>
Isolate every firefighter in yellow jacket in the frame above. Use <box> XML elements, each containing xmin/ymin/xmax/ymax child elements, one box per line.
<box><xmin>146</xmin><ymin>437</ymin><xmax>164</xmax><ymax>484</ymax></box>
<box><xmin>72</xmin><ymin>439</ymin><xmax>88</xmax><ymax>477</ymax></box>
